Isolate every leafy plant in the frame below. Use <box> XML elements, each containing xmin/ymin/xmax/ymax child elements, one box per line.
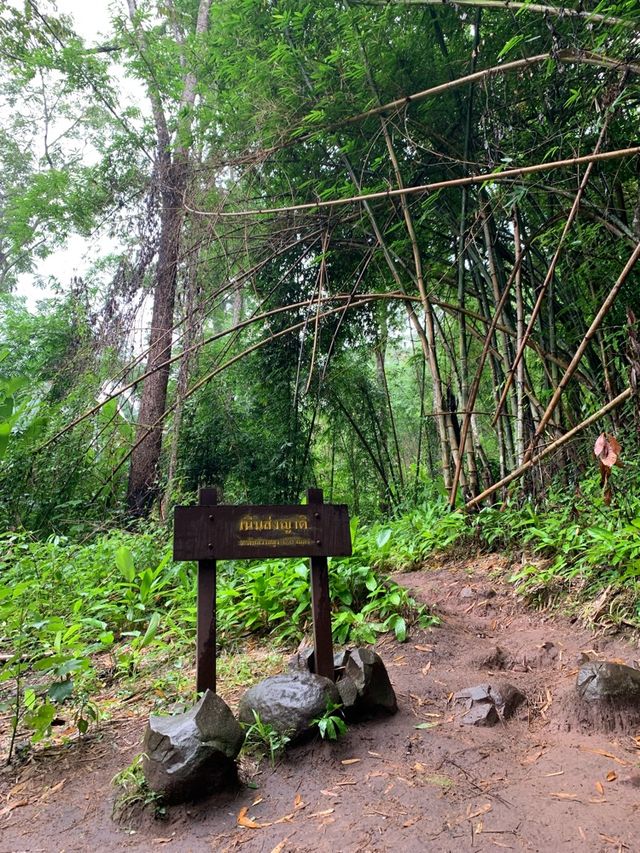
<box><xmin>241</xmin><ymin>711</ymin><xmax>291</xmax><ymax>766</ymax></box>
<box><xmin>312</xmin><ymin>700</ymin><xmax>347</xmax><ymax>741</ymax></box>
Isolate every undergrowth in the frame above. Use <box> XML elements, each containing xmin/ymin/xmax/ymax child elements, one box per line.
<box><xmin>0</xmin><ymin>517</ymin><xmax>433</xmax><ymax>758</ymax></box>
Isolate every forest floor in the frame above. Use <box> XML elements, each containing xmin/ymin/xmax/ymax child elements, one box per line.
<box><xmin>1</xmin><ymin>554</ymin><xmax>640</xmax><ymax>853</ymax></box>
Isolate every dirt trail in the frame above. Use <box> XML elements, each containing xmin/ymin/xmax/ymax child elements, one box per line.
<box><xmin>2</xmin><ymin>555</ymin><xmax>640</xmax><ymax>852</ymax></box>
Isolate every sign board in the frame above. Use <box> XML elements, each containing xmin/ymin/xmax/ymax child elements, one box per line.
<box><xmin>173</xmin><ymin>488</ymin><xmax>351</xmax><ymax>693</ymax></box>
<box><xmin>173</xmin><ymin>503</ymin><xmax>352</xmax><ymax>561</ymax></box>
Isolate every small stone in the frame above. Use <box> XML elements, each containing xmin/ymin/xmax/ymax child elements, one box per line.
<box><xmin>454</xmin><ymin>682</ymin><xmax>525</xmax><ymax>727</ymax></box>
<box><xmin>577</xmin><ymin>661</ymin><xmax>640</xmax><ymax>702</ymax></box>
<box><xmin>238</xmin><ymin>671</ymin><xmax>340</xmax><ymax>740</ymax></box>
<box><xmin>459</xmin><ymin>586</ymin><xmax>475</xmax><ymax>599</ymax></box>
<box><xmin>339</xmin><ymin>647</ymin><xmax>397</xmax><ymax>717</ymax></box>
<box><xmin>142</xmin><ymin>690</ymin><xmax>244</xmax><ymax>804</ymax></box>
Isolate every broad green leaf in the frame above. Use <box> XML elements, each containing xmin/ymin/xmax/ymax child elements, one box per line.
<box><xmin>115</xmin><ymin>546</ymin><xmax>135</xmax><ymax>581</ymax></box>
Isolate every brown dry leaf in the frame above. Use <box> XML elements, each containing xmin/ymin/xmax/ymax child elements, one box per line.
<box><xmin>368</xmin><ymin>751</ymin><xmax>382</xmax><ymax>758</ymax></box>
<box><xmin>272</xmin><ymin>813</ymin><xmax>294</xmax><ymax>825</ymax></box>
<box><xmin>550</xmin><ymin>792</ymin><xmax>580</xmax><ymax>801</ymax></box>
<box><xmin>9</xmin><ymin>781</ymin><xmax>30</xmax><ymax>799</ymax></box>
<box><xmin>606</xmin><ymin>771</ymin><xmax>618</xmax><ymax>782</ymax></box>
<box><xmin>308</xmin><ymin>809</ymin><xmax>334</xmax><ymax>818</ymax></box>
<box><xmin>237</xmin><ymin>806</ymin><xmax>263</xmax><ymax>829</ymax></box>
<box><xmin>588</xmin><ymin>797</ymin><xmax>607</xmax><ymax>804</ymax></box>
<box><xmin>294</xmin><ymin>793</ymin><xmax>305</xmax><ymax>810</ymax></box>
<box><xmin>341</xmin><ymin>758</ymin><xmax>361</xmax><ymax>765</ymax></box>
<box><xmin>270</xmin><ymin>841</ymin><xmax>287</xmax><ymax>853</ymax></box>
<box><xmin>252</xmin><ymin>796</ymin><xmax>264</xmax><ymax>806</ymax></box>
<box><xmin>321</xmin><ymin>789</ymin><xmax>339</xmax><ymax>797</ymax></box>
<box><xmin>544</xmin><ymin>771</ymin><xmax>564</xmax><ymax>778</ymax></box>
<box><xmin>446</xmin><ymin>692</ymin><xmax>454</xmax><ymax>703</ymax></box>
<box><xmin>579</xmin><ymin>746</ymin><xmax>630</xmax><ymax>766</ymax></box>
<box><xmin>40</xmin><ymin>779</ymin><xmax>65</xmax><ymax>801</ymax></box>
<box><xmin>0</xmin><ymin>798</ymin><xmax>30</xmax><ymax>818</ymax></box>
<box><xmin>414</xmin><ymin>644</ymin><xmax>433</xmax><ymax>652</ymax></box>
<box><xmin>466</xmin><ymin>804</ymin><xmax>492</xmax><ymax>821</ymax></box>
<box><xmin>413</xmin><ymin>762</ymin><xmax>427</xmax><ymax>773</ymax></box>
<box><xmin>421</xmin><ymin>661</ymin><xmax>432</xmax><ymax>675</ymax></box>
<box><xmin>595</xmin><ymin>781</ymin><xmax>605</xmax><ymax>795</ymax></box>
<box><xmin>403</xmin><ymin>817</ymin><xmax>421</xmax><ymax>828</ymax></box>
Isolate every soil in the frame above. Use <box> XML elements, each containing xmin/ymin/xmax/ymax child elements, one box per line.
<box><xmin>2</xmin><ymin>555</ymin><xmax>640</xmax><ymax>853</ymax></box>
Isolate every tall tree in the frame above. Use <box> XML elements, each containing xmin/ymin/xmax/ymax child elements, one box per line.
<box><xmin>124</xmin><ymin>0</ymin><xmax>212</xmax><ymax>515</ymax></box>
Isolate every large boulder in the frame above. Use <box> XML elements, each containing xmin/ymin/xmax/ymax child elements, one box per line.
<box><xmin>454</xmin><ymin>682</ymin><xmax>525</xmax><ymax>727</ymax></box>
<box><xmin>142</xmin><ymin>690</ymin><xmax>244</xmax><ymax>803</ymax></box>
<box><xmin>238</xmin><ymin>671</ymin><xmax>340</xmax><ymax>740</ymax></box>
<box><xmin>337</xmin><ymin>648</ymin><xmax>398</xmax><ymax>718</ymax></box>
<box><xmin>577</xmin><ymin>661</ymin><xmax>640</xmax><ymax>702</ymax></box>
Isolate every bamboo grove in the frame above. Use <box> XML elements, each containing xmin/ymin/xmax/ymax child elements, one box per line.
<box><xmin>0</xmin><ymin>0</ymin><xmax>639</xmax><ymax>530</ymax></box>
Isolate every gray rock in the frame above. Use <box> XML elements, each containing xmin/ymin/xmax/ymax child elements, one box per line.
<box><xmin>288</xmin><ymin>647</ymin><xmax>350</xmax><ymax>677</ymax></box>
<box><xmin>459</xmin><ymin>586</ymin><xmax>475</xmax><ymax>599</ymax></box>
<box><xmin>238</xmin><ymin>671</ymin><xmax>340</xmax><ymax>740</ymax></box>
<box><xmin>454</xmin><ymin>682</ymin><xmax>525</xmax><ymax>727</ymax></box>
<box><xmin>577</xmin><ymin>661</ymin><xmax>640</xmax><ymax>703</ymax></box>
<box><xmin>339</xmin><ymin>647</ymin><xmax>398</xmax><ymax>717</ymax></box>
<box><xmin>142</xmin><ymin>690</ymin><xmax>244</xmax><ymax>803</ymax></box>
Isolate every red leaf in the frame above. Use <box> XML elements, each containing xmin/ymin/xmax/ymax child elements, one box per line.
<box><xmin>594</xmin><ymin>433</ymin><xmax>608</xmax><ymax>458</ymax></box>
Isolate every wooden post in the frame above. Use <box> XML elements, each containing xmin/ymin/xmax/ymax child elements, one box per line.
<box><xmin>197</xmin><ymin>486</ymin><xmax>217</xmax><ymax>694</ymax></box>
<box><xmin>307</xmin><ymin>488</ymin><xmax>334</xmax><ymax>681</ymax></box>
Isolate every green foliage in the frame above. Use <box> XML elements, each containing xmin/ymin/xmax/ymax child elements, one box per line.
<box><xmin>241</xmin><ymin>711</ymin><xmax>291</xmax><ymax>766</ymax></box>
<box><xmin>312</xmin><ymin>700</ymin><xmax>347</xmax><ymax>741</ymax></box>
<box><xmin>112</xmin><ymin>755</ymin><xmax>165</xmax><ymax>822</ymax></box>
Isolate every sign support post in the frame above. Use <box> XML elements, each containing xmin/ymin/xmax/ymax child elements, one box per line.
<box><xmin>196</xmin><ymin>486</ymin><xmax>217</xmax><ymax>694</ymax></box>
<box><xmin>307</xmin><ymin>488</ymin><xmax>334</xmax><ymax>680</ymax></box>
<box><xmin>173</xmin><ymin>488</ymin><xmax>351</xmax><ymax>691</ymax></box>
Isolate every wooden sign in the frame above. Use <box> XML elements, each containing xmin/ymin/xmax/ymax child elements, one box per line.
<box><xmin>173</xmin><ymin>503</ymin><xmax>351</xmax><ymax>561</ymax></box>
<box><xmin>173</xmin><ymin>488</ymin><xmax>351</xmax><ymax>693</ymax></box>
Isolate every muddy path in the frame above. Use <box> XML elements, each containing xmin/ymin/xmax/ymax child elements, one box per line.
<box><xmin>2</xmin><ymin>555</ymin><xmax>640</xmax><ymax>852</ymax></box>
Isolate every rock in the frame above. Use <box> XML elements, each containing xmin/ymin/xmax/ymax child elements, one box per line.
<box><xmin>577</xmin><ymin>661</ymin><xmax>640</xmax><ymax>702</ymax></box>
<box><xmin>338</xmin><ymin>647</ymin><xmax>398</xmax><ymax>717</ymax></box>
<box><xmin>142</xmin><ymin>690</ymin><xmax>244</xmax><ymax>803</ymax></box>
<box><xmin>521</xmin><ymin>641</ymin><xmax>559</xmax><ymax>671</ymax></box>
<box><xmin>238</xmin><ymin>671</ymin><xmax>340</xmax><ymax>740</ymax></box>
<box><xmin>454</xmin><ymin>682</ymin><xmax>525</xmax><ymax>727</ymax></box>
<box><xmin>476</xmin><ymin>646</ymin><xmax>511</xmax><ymax>671</ymax></box>
<box><xmin>288</xmin><ymin>647</ymin><xmax>350</xmax><ymax>677</ymax></box>
<box><xmin>459</xmin><ymin>586</ymin><xmax>475</xmax><ymax>599</ymax></box>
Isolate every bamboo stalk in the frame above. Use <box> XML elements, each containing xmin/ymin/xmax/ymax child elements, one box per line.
<box><xmin>196</xmin><ymin>146</ymin><xmax>640</xmax><ymax>219</ymax></box>
<box><xmin>523</xmin><ymin>240</ymin><xmax>640</xmax><ymax>460</ymax></box>
<box><xmin>466</xmin><ymin>388</ymin><xmax>634</xmax><ymax>509</ymax></box>
<box><xmin>492</xmin><ymin>115</ymin><xmax>612</xmax><ymax>425</ymax></box>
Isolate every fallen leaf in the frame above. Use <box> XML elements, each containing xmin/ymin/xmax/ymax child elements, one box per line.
<box><xmin>595</xmin><ymin>781</ymin><xmax>605</xmax><ymax>795</ymax></box>
<box><xmin>588</xmin><ymin>797</ymin><xmax>607</xmax><ymax>804</ymax></box>
<box><xmin>368</xmin><ymin>751</ymin><xmax>382</xmax><ymax>758</ymax></box>
<box><xmin>550</xmin><ymin>792</ymin><xmax>580</xmax><ymax>801</ymax></box>
<box><xmin>341</xmin><ymin>758</ymin><xmax>361</xmax><ymax>765</ymax></box>
<box><xmin>421</xmin><ymin>661</ymin><xmax>432</xmax><ymax>675</ymax></box>
<box><xmin>152</xmin><ymin>839</ymin><xmax>173</xmax><ymax>844</ymax></box>
<box><xmin>270</xmin><ymin>841</ymin><xmax>287</xmax><ymax>853</ymax></box>
<box><xmin>466</xmin><ymin>804</ymin><xmax>492</xmax><ymax>820</ymax></box>
<box><xmin>320</xmin><ymin>789</ymin><xmax>339</xmax><ymax>797</ymax></box>
<box><xmin>308</xmin><ymin>809</ymin><xmax>334</xmax><ymax>818</ymax></box>
<box><xmin>413</xmin><ymin>762</ymin><xmax>427</xmax><ymax>773</ymax></box>
<box><xmin>237</xmin><ymin>806</ymin><xmax>263</xmax><ymax>829</ymax></box>
<box><xmin>0</xmin><ymin>799</ymin><xmax>30</xmax><ymax>818</ymax></box>
<box><xmin>403</xmin><ymin>817</ymin><xmax>420</xmax><ymax>827</ymax></box>
<box><xmin>544</xmin><ymin>771</ymin><xmax>564</xmax><ymax>777</ymax></box>
<box><xmin>415</xmin><ymin>722</ymin><xmax>438</xmax><ymax>729</ymax></box>
<box><xmin>579</xmin><ymin>746</ymin><xmax>630</xmax><ymax>766</ymax></box>
<box><xmin>414</xmin><ymin>645</ymin><xmax>433</xmax><ymax>652</ymax></box>
<box><xmin>522</xmin><ymin>749</ymin><xmax>544</xmax><ymax>765</ymax></box>
<box><xmin>40</xmin><ymin>779</ymin><xmax>65</xmax><ymax>801</ymax></box>
<box><xmin>294</xmin><ymin>793</ymin><xmax>305</xmax><ymax>810</ymax></box>
<box><xmin>272</xmin><ymin>813</ymin><xmax>294</xmax><ymax>824</ymax></box>
<box><xmin>252</xmin><ymin>796</ymin><xmax>264</xmax><ymax>806</ymax></box>
<box><xmin>606</xmin><ymin>771</ymin><xmax>617</xmax><ymax>782</ymax></box>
